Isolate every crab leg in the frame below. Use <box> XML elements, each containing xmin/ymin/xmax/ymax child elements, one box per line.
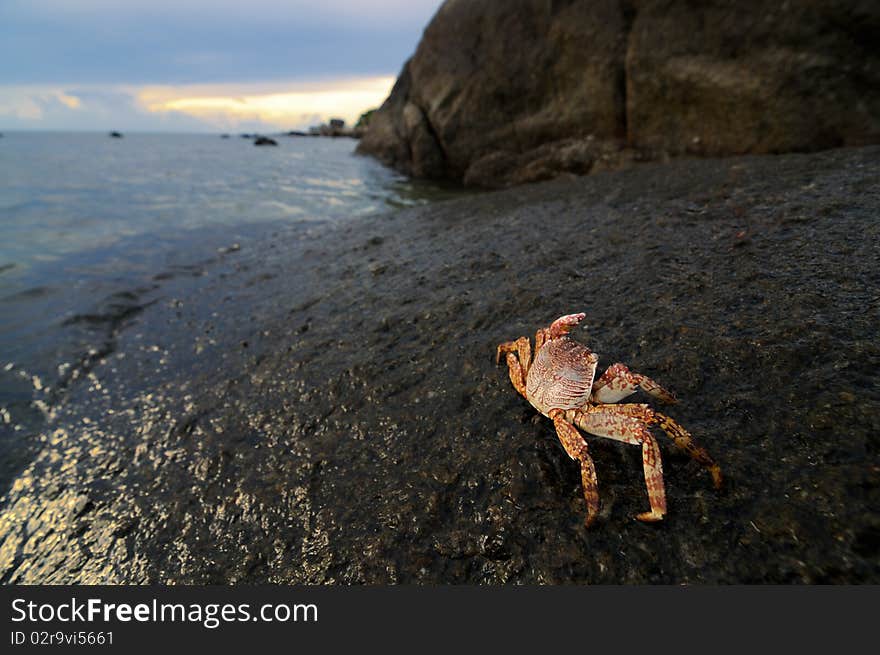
<box><xmin>495</xmin><ymin>336</ymin><xmax>531</xmax><ymax>368</ymax></box>
<box><xmin>500</xmin><ymin>352</ymin><xmax>528</xmax><ymax>398</ymax></box>
<box><xmin>496</xmin><ymin>337</ymin><xmax>532</xmax><ymax>399</ymax></box>
<box><xmin>548</xmin><ymin>410</ymin><xmax>600</xmax><ymax>527</ymax></box>
<box><xmin>574</xmin><ymin>403</ymin><xmax>723</xmax><ymax>490</ymax></box>
<box><xmin>548</xmin><ymin>312</ymin><xmax>585</xmax><ymax>338</ymax></box>
<box><xmin>591</xmin><ymin>363</ymin><xmax>677</xmax><ymax>404</ymax></box>
<box><xmin>569</xmin><ymin>407</ymin><xmax>667</xmax><ymax>522</ymax></box>
<box><xmin>652</xmin><ymin>411</ymin><xmax>723</xmax><ymax>489</ymax></box>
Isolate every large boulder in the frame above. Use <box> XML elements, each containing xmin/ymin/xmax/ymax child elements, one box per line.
<box><xmin>356</xmin><ymin>0</ymin><xmax>880</xmax><ymax>187</ymax></box>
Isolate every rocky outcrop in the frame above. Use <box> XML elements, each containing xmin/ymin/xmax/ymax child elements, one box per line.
<box><xmin>357</xmin><ymin>0</ymin><xmax>880</xmax><ymax>187</ymax></box>
<box><xmin>353</xmin><ymin>108</ymin><xmax>376</xmax><ymax>137</ymax></box>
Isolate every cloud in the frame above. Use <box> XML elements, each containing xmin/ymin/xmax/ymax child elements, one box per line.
<box><xmin>140</xmin><ymin>76</ymin><xmax>394</xmax><ymax>129</ymax></box>
<box><xmin>2</xmin><ymin>1</ymin><xmax>439</xmax><ymax>27</ymax></box>
<box><xmin>0</xmin><ymin>1</ymin><xmax>442</xmax><ymax>85</ymax></box>
<box><xmin>0</xmin><ymin>1</ymin><xmax>440</xmax><ymax>129</ymax></box>
<box><xmin>0</xmin><ymin>89</ymin><xmax>91</xmax><ymax>122</ymax></box>
<box><xmin>0</xmin><ymin>85</ymin><xmax>210</xmax><ymax>132</ymax></box>
<box><xmin>0</xmin><ymin>76</ymin><xmax>394</xmax><ymax>132</ymax></box>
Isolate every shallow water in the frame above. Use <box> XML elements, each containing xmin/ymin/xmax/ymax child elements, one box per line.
<box><xmin>0</xmin><ymin>132</ymin><xmax>466</xmax><ymax>488</ymax></box>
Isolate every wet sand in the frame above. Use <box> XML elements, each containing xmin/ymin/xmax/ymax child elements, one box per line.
<box><xmin>1</xmin><ymin>146</ymin><xmax>878</xmax><ymax>583</ymax></box>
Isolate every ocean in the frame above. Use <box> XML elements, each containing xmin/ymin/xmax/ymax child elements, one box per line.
<box><xmin>0</xmin><ymin>131</ymin><xmax>463</xmax><ymax>488</ymax></box>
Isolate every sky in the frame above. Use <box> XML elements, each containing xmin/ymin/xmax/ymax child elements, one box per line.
<box><xmin>0</xmin><ymin>0</ymin><xmax>443</xmax><ymax>132</ymax></box>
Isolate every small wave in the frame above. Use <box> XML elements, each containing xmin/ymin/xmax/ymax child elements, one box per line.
<box><xmin>61</xmin><ymin>296</ymin><xmax>156</xmax><ymax>329</ymax></box>
<box><xmin>1</xmin><ymin>285</ymin><xmax>55</xmax><ymax>302</ymax></box>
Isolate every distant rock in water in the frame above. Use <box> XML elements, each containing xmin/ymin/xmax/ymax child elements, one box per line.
<box><xmin>220</xmin><ymin>134</ymin><xmax>231</xmax><ymax>139</ymax></box>
<box><xmin>253</xmin><ymin>136</ymin><xmax>278</xmax><ymax>146</ymax></box>
<box><xmin>357</xmin><ymin>0</ymin><xmax>880</xmax><ymax>188</ymax></box>
<box><xmin>307</xmin><ymin>119</ymin><xmax>358</xmax><ymax>138</ymax></box>
<box><xmin>108</xmin><ymin>131</ymin><xmax>123</xmax><ymax>138</ymax></box>
<box><xmin>240</xmin><ymin>134</ymin><xmax>254</xmax><ymax>139</ymax></box>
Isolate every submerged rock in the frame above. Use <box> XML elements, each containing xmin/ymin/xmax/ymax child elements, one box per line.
<box><xmin>0</xmin><ymin>146</ymin><xmax>877</xmax><ymax>583</ymax></box>
<box><xmin>357</xmin><ymin>0</ymin><xmax>880</xmax><ymax>188</ymax></box>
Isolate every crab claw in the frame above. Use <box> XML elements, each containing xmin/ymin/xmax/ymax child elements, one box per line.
<box><xmin>548</xmin><ymin>312</ymin><xmax>586</xmax><ymax>338</ymax></box>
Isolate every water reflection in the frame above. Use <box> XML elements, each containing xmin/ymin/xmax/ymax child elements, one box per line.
<box><xmin>0</xmin><ymin>132</ymin><xmax>474</xmax><ymax>488</ymax></box>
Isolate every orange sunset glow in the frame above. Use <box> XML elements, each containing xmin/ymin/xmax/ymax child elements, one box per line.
<box><xmin>139</xmin><ymin>76</ymin><xmax>396</xmax><ymax>130</ymax></box>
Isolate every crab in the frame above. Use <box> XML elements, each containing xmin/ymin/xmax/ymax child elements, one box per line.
<box><xmin>496</xmin><ymin>312</ymin><xmax>721</xmax><ymax>527</ymax></box>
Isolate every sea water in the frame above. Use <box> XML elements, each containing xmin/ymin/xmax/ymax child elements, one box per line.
<box><xmin>0</xmin><ymin>131</ymin><xmax>462</xmax><ymax>486</ymax></box>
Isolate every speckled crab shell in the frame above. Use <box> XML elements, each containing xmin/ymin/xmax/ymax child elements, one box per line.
<box><xmin>526</xmin><ymin>336</ymin><xmax>598</xmax><ymax>416</ymax></box>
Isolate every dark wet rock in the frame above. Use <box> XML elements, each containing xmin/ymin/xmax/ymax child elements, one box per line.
<box><xmin>357</xmin><ymin>0</ymin><xmax>880</xmax><ymax>188</ymax></box>
<box><xmin>72</xmin><ymin>495</ymin><xmax>93</xmax><ymax>517</ymax></box>
<box><xmin>253</xmin><ymin>137</ymin><xmax>278</xmax><ymax>147</ymax></box>
<box><xmin>108</xmin><ymin>131</ymin><xmax>123</xmax><ymax>138</ymax></box>
<box><xmin>0</xmin><ymin>146</ymin><xmax>878</xmax><ymax>583</ymax></box>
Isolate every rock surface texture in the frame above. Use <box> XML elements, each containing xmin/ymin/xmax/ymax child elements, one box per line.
<box><xmin>357</xmin><ymin>0</ymin><xmax>880</xmax><ymax>187</ymax></box>
<box><xmin>1</xmin><ymin>146</ymin><xmax>878</xmax><ymax>583</ymax></box>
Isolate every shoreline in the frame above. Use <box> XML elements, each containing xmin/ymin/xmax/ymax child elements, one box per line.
<box><xmin>1</xmin><ymin>146</ymin><xmax>878</xmax><ymax>584</ymax></box>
